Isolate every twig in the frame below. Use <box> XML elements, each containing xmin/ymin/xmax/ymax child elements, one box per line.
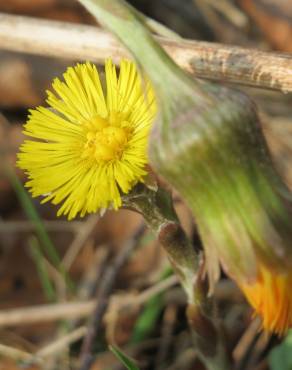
<box><xmin>0</xmin><ymin>301</ymin><xmax>95</xmax><ymax>326</ymax></box>
<box><xmin>36</xmin><ymin>326</ymin><xmax>87</xmax><ymax>358</ymax></box>
<box><xmin>127</xmin><ymin>274</ymin><xmax>178</xmax><ymax>306</ymax></box>
<box><xmin>244</xmin><ymin>332</ymin><xmax>271</xmax><ymax>370</ymax></box>
<box><xmin>0</xmin><ymin>220</ymin><xmax>83</xmax><ymax>233</ymax></box>
<box><xmin>107</xmin><ymin>274</ymin><xmax>179</xmax><ymax>318</ymax></box>
<box><xmin>62</xmin><ymin>214</ymin><xmax>99</xmax><ymax>271</ymax></box>
<box><xmin>0</xmin><ymin>343</ymin><xmax>41</xmax><ymax>364</ymax></box>
<box><xmin>0</xmin><ymin>273</ymin><xmax>178</xmax><ymax>327</ymax></box>
<box><xmin>79</xmin><ymin>223</ymin><xmax>146</xmax><ymax>370</ymax></box>
<box><xmin>0</xmin><ymin>327</ymin><xmax>87</xmax><ymax>365</ymax></box>
<box><xmin>233</xmin><ymin>317</ymin><xmax>261</xmax><ymax>370</ymax></box>
<box><xmin>45</xmin><ymin>259</ymin><xmax>67</xmax><ymax>301</ymax></box>
<box><xmin>155</xmin><ymin>304</ymin><xmax>178</xmax><ymax>370</ymax></box>
<box><xmin>0</xmin><ymin>13</ymin><xmax>291</xmax><ymax>92</ymax></box>
<box><xmin>105</xmin><ymin>274</ymin><xmax>179</xmax><ymax>342</ymax></box>
<box><xmin>204</xmin><ymin>0</ymin><xmax>248</xmax><ymax>28</ymax></box>
<box><xmin>69</xmin><ymin>247</ymin><xmax>110</xmax><ymax>330</ymax></box>
<box><xmin>76</xmin><ymin>246</ymin><xmax>110</xmax><ymax>301</ymax></box>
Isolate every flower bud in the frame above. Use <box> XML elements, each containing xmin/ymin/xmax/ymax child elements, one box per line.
<box><xmin>150</xmin><ymin>81</ymin><xmax>292</xmax><ymax>288</ymax></box>
<box><xmin>148</xmin><ymin>64</ymin><xmax>292</xmax><ymax>335</ymax></box>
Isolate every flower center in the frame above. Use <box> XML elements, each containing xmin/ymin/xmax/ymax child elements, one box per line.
<box><xmin>82</xmin><ymin>113</ymin><xmax>132</xmax><ymax>162</ymax></box>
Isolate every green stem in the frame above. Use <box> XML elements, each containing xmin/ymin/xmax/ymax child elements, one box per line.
<box><xmin>123</xmin><ymin>185</ymin><xmax>231</xmax><ymax>370</ymax></box>
<box><xmin>123</xmin><ymin>184</ymin><xmax>198</xmax><ymax>302</ymax></box>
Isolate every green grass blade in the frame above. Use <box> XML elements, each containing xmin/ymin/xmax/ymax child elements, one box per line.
<box><xmin>109</xmin><ymin>345</ymin><xmax>140</xmax><ymax>370</ymax></box>
<box><xmin>8</xmin><ymin>169</ymin><xmax>73</xmax><ymax>291</ymax></box>
<box><xmin>130</xmin><ymin>294</ymin><xmax>163</xmax><ymax>344</ymax></box>
<box><xmin>29</xmin><ymin>236</ymin><xmax>56</xmax><ymax>301</ymax></box>
<box><xmin>130</xmin><ymin>267</ymin><xmax>173</xmax><ymax>344</ymax></box>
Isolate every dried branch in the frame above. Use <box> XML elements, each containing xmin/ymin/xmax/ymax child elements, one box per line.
<box><xmin>0</xmin><ymin>327</ymin><xmax>87</xmax><ymax>365</ymax></box>
<box><xmin>0</xmin><ymin>270</ymin><xmax>178</xmax><ymax>327</ymax></box>
<box><xmin>0</xmin><ymin>13</ymin><xmax>291</xmax><ymax>93</ymax></box>
<box><xmin>0</xmin><ymin>301</ymin><xmax>95</xmax><ymax>327</ymax></box>
<box><xmin>0</xmin><ymin>343</ymin><xmax>40</xmax><ymax>364</ymax></box>
<box><xmin>36</xmin><ymin>326</ymin><xmax>87</xmax><ymax>358</ymax></box>
<box><xmin>62</xmin><ymin>214</ymin><xmax>99</xmax><ymax>270</ymax></box>
<box><xmin>0</xmin><ymin>220</ymin><xmax>83</xmax><ymax>233</ymax></box>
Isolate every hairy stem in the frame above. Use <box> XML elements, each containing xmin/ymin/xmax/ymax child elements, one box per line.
<box><xmin>123</xmin><ymin>185</ymin><xmax>231</xmax><ymax>370</ymax></box>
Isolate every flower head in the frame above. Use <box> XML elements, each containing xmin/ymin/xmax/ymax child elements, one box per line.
<box><xmin>17</xmin><ymin>60</ymin><xmax>156</xmax><ymax>219</ymax></box>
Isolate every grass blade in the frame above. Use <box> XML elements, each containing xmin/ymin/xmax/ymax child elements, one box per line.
<box><xmin>109</xmin><ymin>345</ymin><xmax>140</xmax><ymax>370</ymax></box>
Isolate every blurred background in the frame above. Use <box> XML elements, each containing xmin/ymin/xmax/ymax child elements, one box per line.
<box><xmin>0</xmin><ymin>0</ymin><xmax>291</xmax><ymax>369</ymax></box>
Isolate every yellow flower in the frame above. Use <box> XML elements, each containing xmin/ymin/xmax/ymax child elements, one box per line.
<box><xmin>240</xmin><ymin>264</ymin><xmax>292</xmax><ymax>335</ymax></box>
<box><xmin>17</xmin><ymin>60</ymin><xmax>156</xmax><ymax>219</ymax></box>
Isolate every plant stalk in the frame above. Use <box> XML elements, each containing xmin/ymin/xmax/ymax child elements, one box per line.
<box><xmin>77</xmin><ymin>1</ymin><xmax>232</xmax><ymax>368</ymax></box>
<box><xmin>123</xmin><ymin>185</ymin><xmax>231</xmax><ymax>370</ymax></box>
